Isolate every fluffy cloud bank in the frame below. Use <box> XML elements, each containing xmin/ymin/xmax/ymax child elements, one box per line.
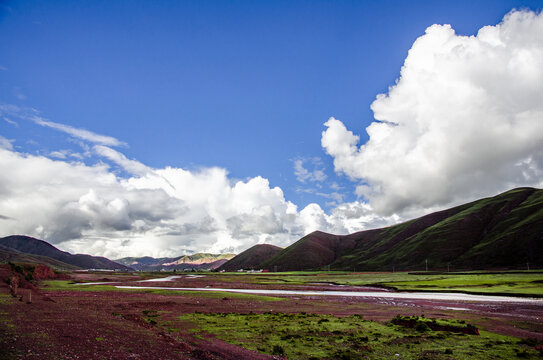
<box><xmin>0</xmin><ymin>139</ymin><xmax>395</xmax><ymax>258</ymax></box>
<box><xmin>322</xmin><ymin>10</ymin><xmax>543</xmax><ymax>215</ymax></box>
<box><xmin>0</xmin><ymin>146</ymin><xmax>284</xmax><ymax>257</ymax></box>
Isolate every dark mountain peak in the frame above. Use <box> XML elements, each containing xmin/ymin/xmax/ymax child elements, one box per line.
<box><xmin>253</xmin><ymin>244</ymin><xmax>282</xmax><ymax>250</ymax></box>
<box><xmin>0</xmin><ymin>235</ymin><xmax>132</xmax><ymax>271</ymax></box>
<box><xmin>306</xmin><ymin>230</ymin><xmax>331</xmax><ymax>237</ymax></box>
<box><xmin>218</xmin><ymin>243</ymin><xmax>283</xmax><ymax>271</ymax></box>
<box><xmin>1</xmin><ymin>235</ymin><xmax>70</xmax><ymax>255</ymax></box>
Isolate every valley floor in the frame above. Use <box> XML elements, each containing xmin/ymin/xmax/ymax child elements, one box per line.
<box><xmin>1</xmin><ymin>270</ymin><xmax>542</xmax><ymax>359</ymax></box>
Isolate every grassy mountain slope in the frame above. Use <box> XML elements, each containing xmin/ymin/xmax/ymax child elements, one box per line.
<box><xmin>218</xmin><ymin>244</ymin><xmax>283</xmax><ymax>271</ymax></box>
<box><xmin>262</xmin><ymin>188</ymin><xmax>543</xmax><ymax>271</ymax></box>
<box><xmin>0</xmin><ymin>244</ymin><xmax>80</xmax><ymax>270</ymax></box>
<box><xmin>454</xmin><ymin>188</ymin><xmax>543</xmax><ymax>267</ymax></box>
<box><xmin>0</xmin><ymin>235</ymin><xmax>132</xmax><ymax>271</ymax></box>
<box><xmin>259</xmin><ymin>232</ymin><xmax>355</xmax><ymax>271</ymax></box>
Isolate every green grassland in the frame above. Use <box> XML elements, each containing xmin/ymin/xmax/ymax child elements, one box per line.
<box><xmin>42</xmin><ymin>269</ymin><xmax>543</xmax><ymax>297</ymax></box>
<box><xmin>378</xmin><ymin>273</ymin><xmax>543</xmax><ymax>296</ymax></box>
<box><xmin>206</xmin><ymin>271</ymin><xmax>543</xmax><ymax>297</ymax></box>
<box><xmin>180</xmin><ymin>312</ymin><xmax>541</xmax><ymax>359</ymax></box>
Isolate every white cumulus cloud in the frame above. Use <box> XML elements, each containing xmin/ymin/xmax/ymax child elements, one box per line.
<box><xmin>0</xmin><ymin>142</ymin><xmax>395</xmax><ymax>258</ymax></box>
<box><xmin>322</xmin><ymin>9</ymin><xmax>543</xmax><ymax>215</ymax></box>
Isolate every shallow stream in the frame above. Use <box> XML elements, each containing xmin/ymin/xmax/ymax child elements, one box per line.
<box><xmin>114</xmin><ymin>285</ymin><xmax>543</xmax><ymax>304</ymax></box>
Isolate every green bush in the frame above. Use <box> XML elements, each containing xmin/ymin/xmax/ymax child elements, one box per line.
<box><xmin>415</xmin><ymin>322</ymin><xmax>431</xmax><ymax>332</ymax></box>
<box><xmin>272</xmin><ymin>345</ymin><xmax>285</xmax><ymax>356</ymax></box>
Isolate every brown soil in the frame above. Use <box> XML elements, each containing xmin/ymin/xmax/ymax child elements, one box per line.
<box><xmin>1</xmin><ymin>270</ymin><xmax>542</xmax><ymax>359</ymax></box>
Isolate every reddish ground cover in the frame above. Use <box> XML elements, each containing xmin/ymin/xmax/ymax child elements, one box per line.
<box><xmin>1</xmin><ymin>270</ymin><xmax>542</xmax><ymax>359</ymax></box>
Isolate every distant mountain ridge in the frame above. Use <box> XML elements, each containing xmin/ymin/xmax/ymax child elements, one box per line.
<box><xmin>252</xmin><ymin>187</ymin><xmax>543</xmax><ymax>271</ymax></box>
<box><xmin>3</xmin><ymin>187</ymin><xmax>542</xmax><ymax>273</ymax></box>
<box><xmin>115</xmin><ymin>253</ymin><xmax>236</xmax><ymax>271</ymax></box>
<box><xmin>0</xmin><ymin>235</ymin><xmax>132</xmax><ymax>271</ymax></box>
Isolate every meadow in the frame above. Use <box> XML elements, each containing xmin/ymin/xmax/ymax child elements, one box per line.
<box><xmin>193</xmin><ymin>270</ymin><xmax>543</xmax><ymax>297</ymax></box>
<box><xmin>1</xmin><ymin>268</ymin><xmax>542</xmax><ymax>359</ymax></box>
<box><xmin>181</xmin><ymin>312</ymin><xmax>531</xmax><ymax>360</ymax></box>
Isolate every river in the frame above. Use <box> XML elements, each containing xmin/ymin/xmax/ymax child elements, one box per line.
<box><xmin>114</xmin><ymin>285</ymin><xmax>543</xmax><ymax>304</ymax></box>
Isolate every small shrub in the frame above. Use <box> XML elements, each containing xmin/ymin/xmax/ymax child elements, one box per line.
<box><xmin>415</xmin><ymin>322</ymin><xmax>431</xmax><ymax>332</ymax></box>
<box><xmin>518</xmin><ymin>338</ymin><xmax>539</xmax><ymax>346</ymax></box>
<box><xmin>272</xmin><ymin>345</ymin><xmax>285</xmax><ymax>356</ymax></box>
<box><xmin>8</xmin><ymin>276</ymin><xmax>19</xmax><ymax>297</ymax></box>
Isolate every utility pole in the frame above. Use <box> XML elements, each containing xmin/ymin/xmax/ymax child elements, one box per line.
<box><xmin>527</xmin><ymin>262</ymin><xmax>530</xmax><ymax>271</ymax></box>
<box><xmin>425</xmin><ymin>259</ymin><xmax>428</xmax><ymax>272</ymax></box>
<box><xmin>447</xmin><ymin>263</ymin><xmax>450</xmax><ymax>273</ymax></box>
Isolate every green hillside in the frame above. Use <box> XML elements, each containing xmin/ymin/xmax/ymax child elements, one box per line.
<box><xmin>0</xmin><ymin>236</ymin><xmax>132</xmax><ymax>271</ymax></box>
<box><xmin>261</xmin><ymin>188</ymin><xmax>543</xmax><ymax>271</ymax></box>
<box><xmin>0</xmin><ymin>245</ymin><xmax>80</xmax><ymax>270</ymax></box>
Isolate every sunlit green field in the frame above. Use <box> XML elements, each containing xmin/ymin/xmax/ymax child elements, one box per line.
<box><xmin>181</xmin><ymin>312</ymin><xmax>540</xmax><ymax>360</ymax></box>
<box><xmin>378</xmin><ymin>273</ymin><xmax>543</xmax><ymax>296</ymax></box>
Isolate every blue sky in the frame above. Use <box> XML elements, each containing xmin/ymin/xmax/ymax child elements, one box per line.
<box><xmin>1</xmin><ymin>1</ymin><xmax>543</xmax><ymax>257</ymax></box>
<box><xmin>2</xmin><ymin>0</ymin><xmax>540</xmax><ymax>208</ymax></box>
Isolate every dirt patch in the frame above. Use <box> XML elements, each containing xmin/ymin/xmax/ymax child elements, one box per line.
<box><xmin>0</xmin><ymin>284</ymin><xmax>279</xmax><ymax>359</ymax></box>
